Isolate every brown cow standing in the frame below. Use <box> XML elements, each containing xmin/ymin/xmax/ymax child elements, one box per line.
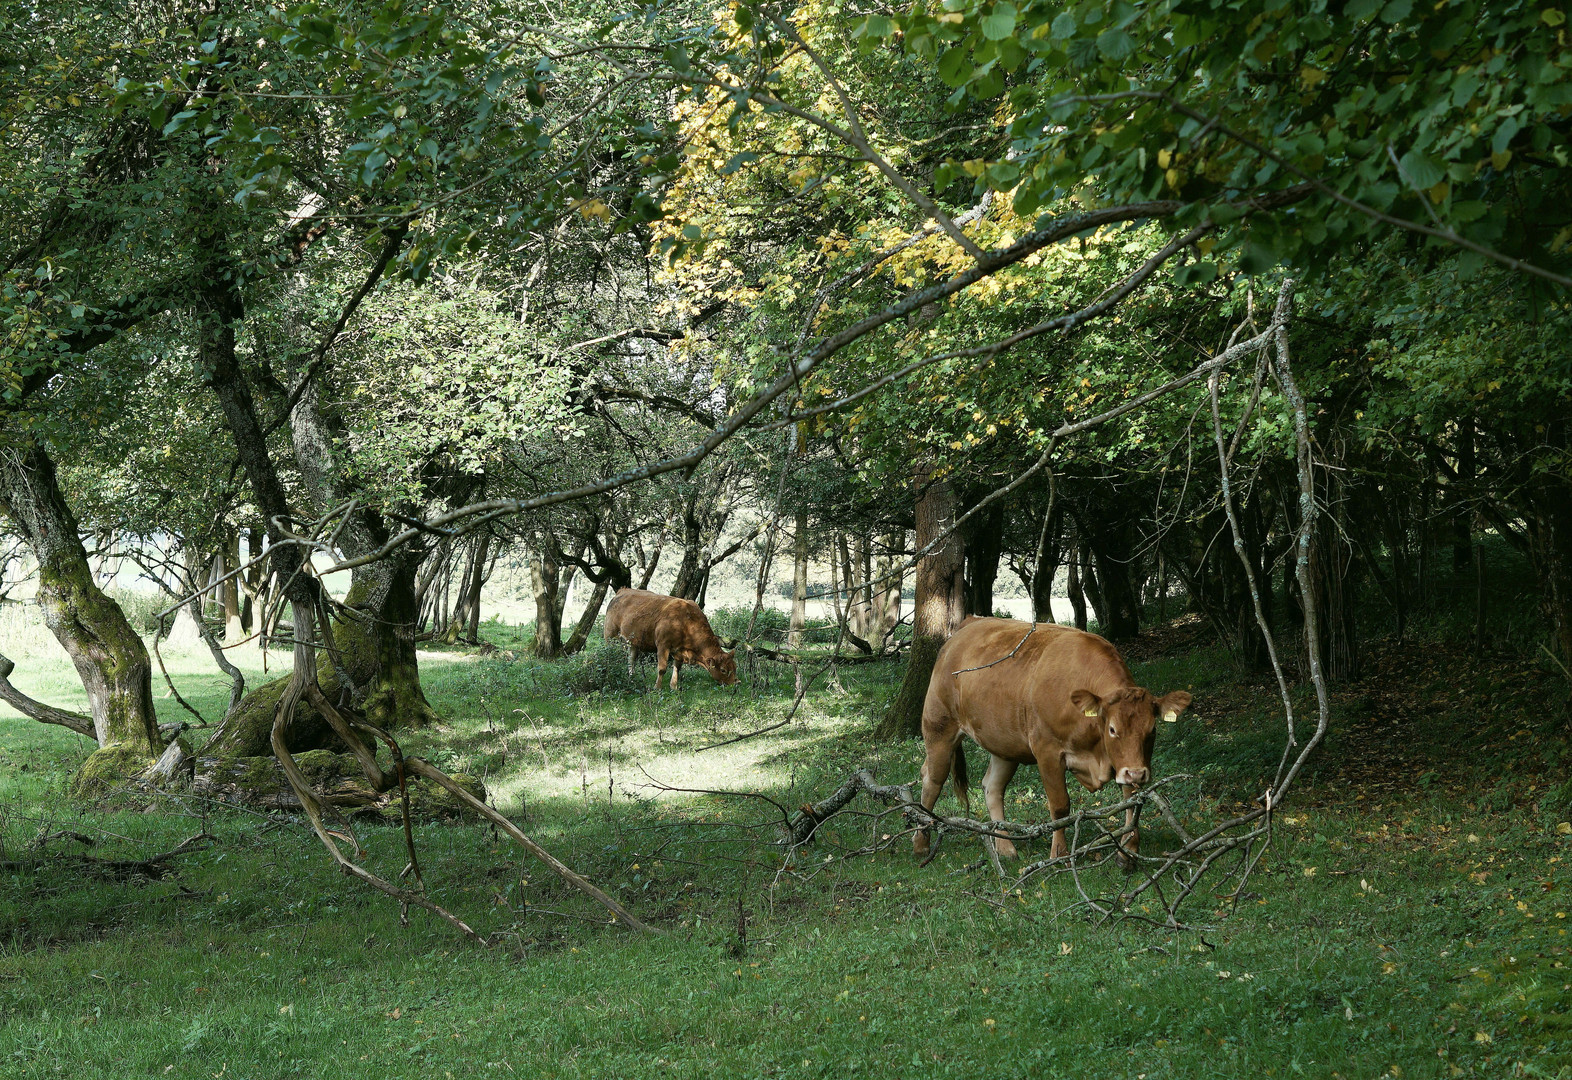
<box><xmin>913</xmin><ymin>617</ymin><xmax>1191</xmax><ymax>866</ymax></box>
<box><xmin>602</xmin><ymin>588</ymin><xmax>738</xmax><ymax>690</ymax></box>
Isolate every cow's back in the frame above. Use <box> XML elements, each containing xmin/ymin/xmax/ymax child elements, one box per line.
<box><xmin>930</xmin><ymin>618</ymin><xmax>1133</xmax><ymax>760</ymax></box>
<box><xmin>604</xmin><ymin>588</ymin><xmax>672</xmax><ymax>650</ymax></box>
<box><xmin>604</xmin><ymin>588</ymin><xmax>717</xmax><ymax>654</ymax></box>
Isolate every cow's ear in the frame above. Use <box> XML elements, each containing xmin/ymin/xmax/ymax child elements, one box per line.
<box><xmin>1156</xmin><ymin>690</ymin><xmax>1192</xmax><ymax>723</ymax></box>
<box><xmin>1070</xmin><ymin>690</ymin><xmax>1102</xmax><ymax>717</ymax></box>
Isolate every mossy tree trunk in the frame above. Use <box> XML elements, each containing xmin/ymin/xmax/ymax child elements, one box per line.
<box><xmin>339</xmin><ymin>557</ymin><xmax>441</xmax><ymax>731</ymax></box>
<box><xmin>0</xmin><ymin>444</ymin><xmax>162</xmax><ymax>786</ymax></box>
<box><xmin>877</xmin><ymin>469</ymin><xmax>964</xmax><ymax>741</ymax></box>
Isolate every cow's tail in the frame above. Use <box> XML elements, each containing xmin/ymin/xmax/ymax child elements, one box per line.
<box><xmin>951</xmin><ymin>743</ymin><xmax>969</xmax><ymax>798</ymax></box>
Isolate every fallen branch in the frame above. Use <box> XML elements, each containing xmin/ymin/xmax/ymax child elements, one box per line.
<box><xmin>0</xmin><ymin>832</ymin><xmax>217</xmax><ymax>880</ymax></box>
<box><xmin>782</xmin><ymin>767</ymin><xmax>1273</xmax><ymax>928</ymax></box>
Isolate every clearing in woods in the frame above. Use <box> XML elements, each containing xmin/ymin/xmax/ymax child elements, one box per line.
<box><xmin>0</xmin><ymin>616</ymin><xmax>1568</xmax><ymax>1079</ymax></box>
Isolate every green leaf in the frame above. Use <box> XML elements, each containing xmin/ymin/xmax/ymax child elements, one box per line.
<box><xmin>1379</xmin><ymin>0</ymin><xmax>1412</xmax><ymax>23</ymax></box>
<box><xmin>1492</xmin><ymin>116</ymin><xmax>1519</xmax><ymax>155</ymax></box>
<box><xmin>860</xmin><ymin>14</ymin><xmax>894</xmax><ymax>39</ymax></box>
<box><xmin>1096</xmin><ymin>28</ymin><xmax>1136</xmax><ymax>60</ymax></box>
<box><xmin>1237</xmin><ymin>243</ymin><xmax>1278</xmax><ymax>276</ymax></box>
<box><xmin>937</xmin><ymin>47</ymin><xmax>972</xmax><ymax>87</ymax></box>
<box><xmin>1050</xmin><ymin>11</ymin><xmax>1078</xmax><ymax>38</ymax></box>
<box><xmin>981</xmin><ymin>3</ymin><xmax>1018</xmax><ymax>41</ymax></box>
<box><xmin>1397</xmin><ymin>149</ymin><xmax>1443</xmax><ymax>190</ymax></box>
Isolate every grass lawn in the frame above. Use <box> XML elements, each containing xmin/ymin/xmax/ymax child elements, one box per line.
<box><xmin>0</xmin><ymin>613</ymin><xmax>1568</xmax><ymax>1079</ymax></box>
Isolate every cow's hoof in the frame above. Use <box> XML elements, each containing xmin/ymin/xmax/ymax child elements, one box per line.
<box><xmin>913</xmin><ymin>835</ymin><xmax>930</xmax><ymax>858</ymax></box>
<box><xmin>1116</xmin><ymin>851</ymin><xmax>1139</xmax><ymax>873</ymax></box>
<box><xmin>994</xmin><ymin>839</ymin><xmax>1018</xmax><ymax>859</ymax></box>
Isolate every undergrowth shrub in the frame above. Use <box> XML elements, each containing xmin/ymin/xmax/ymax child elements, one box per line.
<box><xmin>561</xmin><ymin>640</ymin><xmax>642</xmax><ymax>696</ymax></box>
<box><xmin>706</xmin><ymin>605</ymin><xmax>790</xmax><ymax>643</ymax></box>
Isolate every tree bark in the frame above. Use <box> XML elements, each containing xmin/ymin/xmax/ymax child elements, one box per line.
<box><xmin>223</xmin><ymin>530</ymin><xmax>243</xmax><ymax>642</ymax></box>
<box><xmin>877</xmin><ymin>469</ymin><xmax>964</xmax><ymax>740</ymax></box>
<box><xmin>1082</xmin><ymin>515</ymin><xmax>1140</xmax><ymax>640</ymax></box>
<box><xmin>878</xmin><ymin>529</ymin><xmax>904</xmax><ymax>647</ymax></box>
<box><xmin>531</xmin><ymin>544</ymin><xmax>563</xmax><ymax>658</ymax></box>
<box><xmin>960</xmin><ymin>499</ymin><xmax>1004</xmax><ymax>618</ymax></box>
<box><xmin>465</xmin><ymin>530</ymin><xmax>492</xmax><ymax>644</ymax></box>
<box><xmin>0</xmin><ymin>444</ymin><xmax>162</xmax><ymax>786</ymax></box>
<box><xmin>788</xmin><ymin>507</ymin><xmax>809</xmax><ymax>648</ymax></box>
<box><xmin>1067</xmin><ymin>531</ymin><xmax>1088</xmax><ymax>631</ymax></box>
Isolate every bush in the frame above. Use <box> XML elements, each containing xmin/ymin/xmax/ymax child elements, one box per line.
<box><xmin>561</xmin><ymin>639</ymin><xmax>643</xmax><ymax>696</ymax></box>
<box><xmin>706</xmin><ymin>604</ymin><xmax>791</xmax><ymax>643</ymax></box>
<box><xmin>104</xmin><ymin>588</ymin><xmax>188</xmax><ymax>636</ymax></box>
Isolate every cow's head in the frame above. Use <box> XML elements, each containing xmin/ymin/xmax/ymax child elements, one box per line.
<box><xmin>704</xmin><ymin>650</ymin><xmax>739</xmax><ymax>686</ymax></box>
<box><xmin>1070</xmin><ymin>687</ymin><xmax>1192</xmax><ymax>788</ymax></box>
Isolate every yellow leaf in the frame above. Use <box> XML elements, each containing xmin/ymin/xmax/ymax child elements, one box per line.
<box><xmin>1165</xmin><ymin>168</ymin><xmax>1182</xmax><ymax>189</ymax></box>
<box><xmin>937</xmin><ymin>12</ymin><xmax>964</xmax><ymax>23</ymax></box>
<box><xmin>1197</xmin><ymin>236</ymin><xmax>1216</xmax><ymax>255</ymax></box>
<box><xmin>1544</xmin><ymin>8</ymin><xmax>1566</xmax><ymax>25</ymax></box>
<box><xmin>576</xmin><ymin>198</ymin><xmax>611</xmax><ymax>223</ymax></box>
<box><xmin>1474</xmin><ymin>1031</ymin><xmax>1492</xmax><ymax>1044</ymax></box>
<box><xmin>1491</xmin><ymin>149</ymin><xmax>1512</xmax><ymax>170</ymax></box>
<box><xmin>1427</xmin><ymin>181</ymin><xmax>1449</xmax><ymax>204</ymax></box>
<box><xmin>961</xmin><ymin>159</ymin><xmax>988</xmax><ymax>178</ymax></box>
<box><xmin>1555</xmin><ymin>821</ymin><xmax>1570</xmax><ymax>835</ymax></box>
<box><xmin>1157</xmin><ymin>148</ymin><xmax>1172</xmax><ymax>169</ymax></box>
<box><xmin>1300</xmin><ymin>65</ymin><xmax>1327</xmax><ymax>89</ymax></box>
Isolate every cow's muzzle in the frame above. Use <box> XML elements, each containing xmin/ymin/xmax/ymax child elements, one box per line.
<box><xmin>1116</xmin><ymin>767</ymin><xmax>1150</xmax><ymax>787</ymax></box>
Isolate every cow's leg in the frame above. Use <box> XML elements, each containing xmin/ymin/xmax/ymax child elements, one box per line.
<box><xmin>982</xmin><ymin>755</ymin><xmax>1020</xmax><ymax>859</ymax></box>
<box><xmin>655</xmin><ymin>645</ymin><xmax>669</xmax><ymax>691</ymax></box>
<box><xmin>625</xmin><ymin>643</ymin><xmax>637</xmax><ymax>678</ymax></box>
<box><xmin>670</xmin><ymin>660</ymin><xmax>681</xmax><ymax>691</ymax></box>
<box><xmin>1118</xmin><ymin>783</ymin><xmax>1141</xmax><ymax>870</ymax></box>
<box><xmin>914</xmin><ymin>702</ymin><xmax>960</xmax><ymax>858</ymax></box>
<box><xmin>1036</xmin><ymin>757</ymin><xmax>1073</xmax><ymax>860</ymax></box>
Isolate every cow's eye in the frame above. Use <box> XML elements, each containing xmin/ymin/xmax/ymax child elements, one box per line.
<box><xmin>1108</xmin><ymin>725</ymin><xmax>1117</xmax><ymax>737</ymax></box>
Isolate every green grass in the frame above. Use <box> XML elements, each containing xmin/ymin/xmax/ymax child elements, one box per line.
<box><xmin>0</xmin><ymin>613</ymin><xmax>1569</xmax><ymax>1079</ymax></box>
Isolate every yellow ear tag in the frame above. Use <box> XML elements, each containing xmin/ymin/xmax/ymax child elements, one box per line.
<box><xmin>1162</xmin><ymin>711</ymin><xmax>1179</xmax><ymax>723</ymax></box>
<box><xmin>1083</xmin><ymin>709</ymin><xmax>1099</xmax><ymax>717</ymax></box>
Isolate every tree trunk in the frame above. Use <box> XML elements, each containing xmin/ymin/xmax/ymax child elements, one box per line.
<box><xmin>877</xmin><ymin>469</ymin><xmax>964</xmax><ymax>740</ymax></box>
<box><xmin>1082</xmin><ymin>515</ymin><xmax>1140</xmax><ymax>641</ymax></box>
<box><xmin>465</xmin><ymin>530</ymin><xmax>491</xmax><ymax>644</ymax></box>
<box><xmin>563</xmin><ymin>530</ymin><xmax>623</xmax><ymax>656</ymax></box>
<box><xmin>223</xmin><ymin>530</ymin><xmax>243</xmax><ymax>642</ymax></box>
<box><xmin>669</xmin><ymin>488</ymin><xmax>707</xmax><ymax>600</ymax></box>
<box><xmin>878</xmin><ymin>529</ymin><xmax>904</xmax><ymax>647</ymax></box>
<box><xmin>443</xmin><ymin>540</ymin><xmax>477</xmax><ymax>645</ymax></box>
<box><xmin>166</xmin><ymin>543</ymin><xmax>207</xmax><ymax>647</ymax></box>
<box><xmin>841</xmin><ymin>532</ymin><xmax>875</xmax><ymax>641</ymax></box>
<box><xmin>1474</xmin><ymin>513</ymin><xmax>1488</xmax><ymax>653</ymax></box>
<box><xmin>1528</xmin><ymin>478</ymin><xmax>1572</xmax><ymax>674</ymax></box>
<box><xmin>1452</xmin><ymin>417</ymin><xmax>1475</xmax><ymax>575</ymax></box>
<box><xmin>638</xmin><ymin>533</ymin><xmax>663</xmax><ymax>590</ymax></box>
<box><xmin>1067</xmin><ymin>531</ymin><xmax>1088</xmax><ymax>631</ymax></box>
<box><xmin>960</xmin><ymin>500</ymin><xmax>1004</xmax><ymax>619</ymax></box>
<box><xmin>531</xmin><ymin>546</ymin><xmax>562</xmax><ymax>658</ymax></box>
<box><xmin>0</xmin><ymin>443</ymin><xmax>162</xmax><ymax>788</ymax></box>
<box><xmin>789</xmin><ymin>507</ymin><xmax>809</xmax><ymax>649</ymax></box>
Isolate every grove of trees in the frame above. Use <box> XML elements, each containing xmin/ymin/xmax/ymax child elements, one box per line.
<box><xmin>2</xmin><ymin>0</ymin><xmax>1568</xmax><ymax>918</ymax></box>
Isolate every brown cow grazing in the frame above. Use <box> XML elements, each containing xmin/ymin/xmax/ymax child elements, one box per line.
<box><xmin>602</xmin><ymin>588</ymin><xmax>738</xmax><ymax>690</ymax></box>
<box><xmin>913</xmin><ymin>617</ymin><xmax>1190</xmax><ymax>866</ymax></box>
